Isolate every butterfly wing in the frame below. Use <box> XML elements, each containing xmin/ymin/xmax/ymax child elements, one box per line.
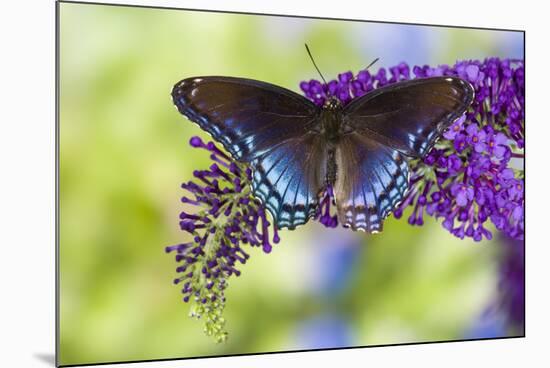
<box><xmin>251</xmin><ymin>132</ymin><xmax>327</xmax><ymax>229</ymax></box>
<box><xmin>172</xmin><ymin>76</ymin><xmax>324</xmax><ymax>229</ymax></box>
<box><xmin>334</xmin><ymin>133</ymin><xmax>409</xmax><ymax>232</ymax></box>
<box><xmin>172</xmin><ymin>76</ymin><xmax>319</xmax><ymax>161</ymax></box>
<box><xmin>334</xmin><ymin>76</ymin><xmax>474</xmax><ymax>231</ymax></box>
<box><xmin>343</xmin><ymin>76</ymin><xmax>474</xmax><ymax>158</ymax></box>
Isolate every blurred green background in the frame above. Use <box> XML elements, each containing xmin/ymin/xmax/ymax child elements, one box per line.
<box><xmin>58</xmin><ymin>3</ymin><xmax>524</xmax><ymax>366</ymax></box>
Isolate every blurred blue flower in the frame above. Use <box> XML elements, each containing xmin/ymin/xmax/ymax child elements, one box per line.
<box><xmin>464</xmin><ymin>312</ymin><xmax>507</xmax><ymax>339</ymax></box>
<box><xmin>496</xmin><ymin>235</ymin><xmax>524</xmax><ymax>332</ymax></box>
<box><xmin>295</xmin><ymin>314</ymin><xmax>354</xmax><ymax>349</ymax></box>
<box><xmin>308</xmin><ymin>227</ymin><xmax>363</xmax><ymax>298</ymax></box>
<box><xmin>465</xmin><ymin>234</ymin><xmax>524</xmax><ymax>339</ymax></box>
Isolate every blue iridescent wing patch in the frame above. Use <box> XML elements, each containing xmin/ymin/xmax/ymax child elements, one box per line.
<box><xmin>333</xmin><ymin>133</ymin><xmax>409</xmax><ymax>232</ymax></box>
<box><xmin>251</xmin><ymin>133</ymin><xmax>327</xmax><ymax>230</ymax></box>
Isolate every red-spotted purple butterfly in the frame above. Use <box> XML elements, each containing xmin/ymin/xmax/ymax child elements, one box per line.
<box><xmin>172</xmin><ymin>52</ymin><xmax>474</xmax><ymax>233</ymax></box>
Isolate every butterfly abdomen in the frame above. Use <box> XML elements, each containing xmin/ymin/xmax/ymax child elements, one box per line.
<box><xmin>326</xmin><ymin>148</ymin><xmax>337</xmax><ymax>186</ymax></box>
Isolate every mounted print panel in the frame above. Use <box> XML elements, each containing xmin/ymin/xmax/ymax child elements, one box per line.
<box><xmin>57</xmin><ymin>1</ymin><xmax>524</xmax><ymax>366</ymax></box>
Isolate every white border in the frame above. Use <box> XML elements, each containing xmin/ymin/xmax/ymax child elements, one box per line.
<box><xmin>1</xmin><ymin>0</ymin><xmax>547</xmax><ymax>367</ymax></box>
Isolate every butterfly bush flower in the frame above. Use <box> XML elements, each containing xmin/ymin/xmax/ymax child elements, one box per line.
<box><xmin>300</xmin><ymin>57</ymin><xmax>524</xmax><ymax>241</ymax></box>
<box><xmin>166</xmin><ymin>136</ymin><xmax>279</xmax><ymax>342</ymax></box>
<box><xmin>170</xmin><ymin>57</ymin><xmax>523</xmax><ymax>342</ymax></box>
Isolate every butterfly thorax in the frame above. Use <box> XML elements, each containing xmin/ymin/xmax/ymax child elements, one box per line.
<box><xmin>320</xmin><ymin>97</ymin><xmax>348</xmax><ymax>144</ymax></box>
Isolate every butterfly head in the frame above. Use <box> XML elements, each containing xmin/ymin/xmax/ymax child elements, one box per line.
<box><xmin>323</xmin><ymin>96</ymin><xmax>343</xmax><ymax>111</ymax></box>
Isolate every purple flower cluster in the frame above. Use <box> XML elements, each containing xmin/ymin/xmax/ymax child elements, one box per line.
<box><xmin>166</xmin><ymin>136</ymin><xmax>279</xmax><ymax>342</ymax></box>
<box><xmin>170</xmin><ymin>57</ymin><xmax>523</xmax><ymax>342</ymax></box>
<box><xmin>300</xmin><ymin>58</ymin><xmax>524</xmax><ymax>241</ymax></box>
<box><xmin>314</xmin><ymin>185</ymin><xmax>338</xmax><ymax>228</ymax></box>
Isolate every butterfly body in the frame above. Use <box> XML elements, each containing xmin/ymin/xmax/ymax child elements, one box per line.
<box><xmin>313</xmin><ymin>97</ymin><xmax>345</xmax><ymax>188</ymax></box>
<box><xmin>172</xmin><ymin>75</ymin><xmax>474</xmax><ymax>232</ymax></box>
<box><xmin>317</xmin><ymin>97</ymin><xmax>344</xmax><ymax>140</ymax></box>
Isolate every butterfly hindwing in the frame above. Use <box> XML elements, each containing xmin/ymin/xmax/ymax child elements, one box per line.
<box><xmin>333</xmin><ymin>133</ymin><xmax>409</xmax><ymax>232</ymax></box>
<box><xmin>252</xmin><ymin>133</ymin><xmax>327</xmax><ymax>229</ymax></box>
<box><xmin>172</xmin><ymin>76</ymin><xmax>324</xmax><ymax>229</ymax></box>
<box><xmin>343</xmin><ymin>77</ymin><xmax>474</xmax><ymax>158</ymax></box>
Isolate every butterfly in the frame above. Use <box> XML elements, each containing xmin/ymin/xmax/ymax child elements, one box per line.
<box><xmin>172</xmin><ymin>69</ymin><xmax>474</xmax><ymax>233</ymax></box>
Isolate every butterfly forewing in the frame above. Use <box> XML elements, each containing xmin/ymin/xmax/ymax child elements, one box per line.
<box><xmin>343</xmin><ymin>77</ymin><xmax>474</xmax><ymax>158</ymax></box>
<box><xmin>172</xmin><ymin>77</ymin><xmax>318</xmax><ymax>161</ymax></box>
<box><xmin>172</xmin><ymin>76</ymin><xmax>324</xmax><ymax>229</ymax></box>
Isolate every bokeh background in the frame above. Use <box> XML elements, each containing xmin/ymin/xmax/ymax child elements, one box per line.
<box><xmin>58</xmin><ymin>3</ymin><xmax>524</xmax><ymax>366</ymax></box>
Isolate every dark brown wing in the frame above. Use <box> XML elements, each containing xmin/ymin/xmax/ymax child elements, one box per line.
<box><xmin>172</xmin><ymin>76</ymin><xmax>319</xmax><ymax>161</ymax></box>
<box><xmin>343</xmin><ymin>77</ymin><xmax>474</xmax><ymax>158</ymax></box>
<box><xmin>333</xmin><ymin>133</ymin><xmax>409</xmax><ymax>232</ymax></box>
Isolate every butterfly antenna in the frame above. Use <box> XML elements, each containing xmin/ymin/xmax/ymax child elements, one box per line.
<box><xmin>305</xmin><ymin>43</ymin><xmax>327</xmax><ymax>85</ymax></box>
<box><xmin>365</xmin><ymin>57</ymin><xmax>380</xmax><ymax>70</ymax></box>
